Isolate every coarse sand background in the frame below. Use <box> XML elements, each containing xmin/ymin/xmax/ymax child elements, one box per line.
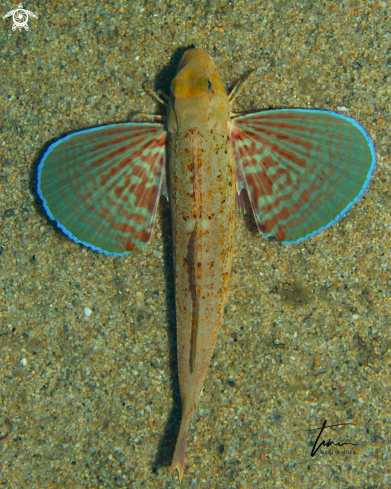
<box><xmin>0</xmin><ymin>1</ymin><xmax>390</xmax><ymax>487</ymax></box>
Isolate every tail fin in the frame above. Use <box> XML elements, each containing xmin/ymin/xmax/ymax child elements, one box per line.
<box><xmin>170</xmin><ymin>415</ymin><xmax>191</xmax><ymax>482</ymax></box>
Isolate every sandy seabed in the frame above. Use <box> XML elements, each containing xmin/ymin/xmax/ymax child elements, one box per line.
<box><xmin>0</xmin><ymin>1</ymin><xmax>390</xmax><ymax>488</ymax></box>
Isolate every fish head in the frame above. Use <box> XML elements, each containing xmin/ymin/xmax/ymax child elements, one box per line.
<box><xmin>167</xmin><ymin>49</ymin><xmax>230</xmax><ymax>134</ymax></box>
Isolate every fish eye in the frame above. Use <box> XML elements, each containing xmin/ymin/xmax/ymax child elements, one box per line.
<box><xmin>207</xmin><ymin>79</ymin><xmax>212</xmax><ymax>90</ymax></box>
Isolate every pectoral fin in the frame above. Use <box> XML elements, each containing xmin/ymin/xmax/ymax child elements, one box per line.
<box><xmin>38</xmin><ymin>123</ymin><xmax>168</xmax><ymax>255</ymax></box>
<box><xmin>231</xmin><ymin>109</ymin><xmax>376</xmax><ymax>244</ymax></box>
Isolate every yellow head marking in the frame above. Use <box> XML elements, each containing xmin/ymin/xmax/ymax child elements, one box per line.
<box><xmin>167</xmin><ymin>49</ymin><xmax>230</xmax><ymax>133</ymax></box>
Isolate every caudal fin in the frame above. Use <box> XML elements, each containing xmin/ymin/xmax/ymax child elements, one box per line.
<box><xmin>170</xmin><ymin>415</ymin><xmax>191</xmax><ymax>482</ymax></box>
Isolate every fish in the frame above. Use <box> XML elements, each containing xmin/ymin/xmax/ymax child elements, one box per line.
<box><xmin>37</xmin><ymin>48</ymin><xmax>376</xmax><ymax>481</ymax></box>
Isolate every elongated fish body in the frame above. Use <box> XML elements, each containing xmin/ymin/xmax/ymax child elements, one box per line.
<box><xmin>37</xmin><ymin>47</ymin><xmax>376</xmax><ymax>481</ymax></box>
<box><xmin>166</xmin><ymin>50</ymin><xmax>235</xmax><ymax>478</ymax></box>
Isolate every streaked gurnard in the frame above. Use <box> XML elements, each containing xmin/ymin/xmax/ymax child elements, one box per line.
<box><xmin>37</xmin><ymin>48</ymin><xmax>376</xmax><ymax>480</ymax></box>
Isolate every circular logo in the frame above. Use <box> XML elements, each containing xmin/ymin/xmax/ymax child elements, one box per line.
<box><xmin>12</xmin><ymin>8</ymin><xmax>29</xmax><ymax>30</ymax></box>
